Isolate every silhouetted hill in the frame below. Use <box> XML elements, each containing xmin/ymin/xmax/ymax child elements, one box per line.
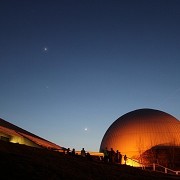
<box><xmin>0</xmin><ymin>141</ymin><xmax>179</xmax><ymax>180</ymax></box>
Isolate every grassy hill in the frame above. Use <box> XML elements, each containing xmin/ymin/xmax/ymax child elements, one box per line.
<box><xmin>0</xmin><ymin>140</ymin><xmax>179</xmax><ymax>179</ymax></box>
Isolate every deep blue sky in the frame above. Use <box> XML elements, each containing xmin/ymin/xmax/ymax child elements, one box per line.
<box><xmin>0</xmin><ymin>0</ymin><xmax>180</xmax><ymax>151</ymax></box>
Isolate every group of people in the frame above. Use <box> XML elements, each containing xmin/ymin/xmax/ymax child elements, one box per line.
<box><xmin>66</xmin><ymin>148</ymin><xmax>76</xmax><ymax>156</ymax></box>
<box><xmin>65</xmin><ymin>147</ymin><xmax>92</xmax><ymax>159</ymax></box>
<box><xmin>103</xmin><ymin>147</ymin><xmax>127</xmax><ymax>164</ymax></box>
<box><xmin>80</xmin><ymin>148</ymin><xmax>92</xmax><ymax>160</ymax></box>
<box><xmin>65</xmin><ymin>147</ymin><xmax>127</xmax><ymax>164</ymax></box>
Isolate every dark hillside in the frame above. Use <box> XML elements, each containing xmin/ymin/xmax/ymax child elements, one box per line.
<box><xmin>0</xmin><ymin>141</ymin><xmax>179</xmax><ymax>180</ymax></box>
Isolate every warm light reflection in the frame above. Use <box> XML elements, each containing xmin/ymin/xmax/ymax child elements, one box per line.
<box><xmin>100</xmin><ymin>109</ymin><xmax>180</xmax><ymax>168</ymax></box>
<box><xmin>76</xmin><ymin>151</ymin><xmax>104</xmax><ymax>157</ymax></box>
<box><xmin>125</xmin><ymin>158</ymin><xmax>141</xmax><ymax>167</ymax></box>
<box><xmin>10</xmin><ymin>136</ymin><xmax>23</xmax><ymax>144</ymax></box>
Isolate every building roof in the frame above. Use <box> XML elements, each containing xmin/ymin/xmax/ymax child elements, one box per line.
<box><xmin>0</xmin><ymin>118</ymin><xmax>62</xmax><ymax>150</ymax></box>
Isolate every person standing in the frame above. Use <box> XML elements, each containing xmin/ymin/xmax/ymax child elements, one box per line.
<box><xmin>71</xmin><ymin>148</ymin><xmax>76</xmax><ymax>156</ymax></box>
<box><xmin>81</xmin><ymin>148</ymin><xmax>86</xmax><ymax>157</ymax></box>
<box><xmin>103</xmin><ymin>147</ymin><xmax>109</xmax><ymax>163</ymax></box>
<box><xmin>119</xmin><ymin>152</ymin><xmax>122</xmax><ymax>164</ymax></box>
<box><xmin>115</xmin><ymin>150</ymin><xmax>120</xmax><ymax>163</ymax></box>
<box><xmin>109</xmin><ymin>148</ymin><xmax>115</xmax><ymax>163</ymax></box>
<box><xmin>66</xmin><ymin>148</ymin><xmax>70</xmax><ymax>155</ymax></box>
<box><xmin>124</xmin><ymin>155</ymin><xmax>127</xmax><ymax>165</ymax></box>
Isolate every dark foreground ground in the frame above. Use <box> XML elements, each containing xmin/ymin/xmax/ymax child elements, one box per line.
<box><xmin>0</xmin><ymin>141</ymin><xmax>179</xmax><ymax>180</ymax></box>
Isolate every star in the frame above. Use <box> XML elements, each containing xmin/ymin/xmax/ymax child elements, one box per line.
<box><xmin>43</xmin><ymin>47</ymin><xmax>48</xmax><ymax>51</ymax></box>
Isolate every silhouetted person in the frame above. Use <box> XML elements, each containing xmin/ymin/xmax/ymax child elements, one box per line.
<box><xmin>103</xmin><ymin>147</ymin><xmax>109</xmax><ymax>163</ymax></box>
<box><xmin>86</xmin><ymin>152</ymin><xmax>92</xmax><ymax>160</ymax></box>
<box><xmin>109</xmin><ymin>148</ymin><xmax>115</xmax><ymax>163</ymax></box>
<box><xmin>115</xmin><ymin>150</ymin><xmax>121</xmax><ymax>163</ymax></box>
<box><xmin>66</xmin><ymin>148</ymin><xmax>70</xmax><ymax>155</ymax></box>
<box><xmin>71</xmin><ymin>148</ymin><xmax>76</xmax><ymax>156</ymax></box>
<box><xmin>81</xmin><ymin>148</ymin><xmax>86</xmax><ymax>157</ymax></box>
<box><xmin>119</xmin><ymin>152</ymin><xmax>122</xmax><ymax>164</ymax></box>
<box><xmin>124</xmin><ymin>155</ymin><xmax>127</xmax><ymax>165</ymax></box>
<box><xmin>115</xmin><ymin>151</ymin><xmax>123</xmax><ymax>164</ymax></box>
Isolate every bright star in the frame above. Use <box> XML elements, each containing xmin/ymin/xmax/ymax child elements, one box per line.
<box><xmin>44</xmin><ymin>47</ymin><xmax>48</xmax><ymax>51</ymax></box>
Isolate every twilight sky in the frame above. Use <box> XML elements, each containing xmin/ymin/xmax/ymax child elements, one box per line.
<box><xmin>0</xmin><ymin>0</ymin><xmax>180</xmax><ymax>151</ymax></box>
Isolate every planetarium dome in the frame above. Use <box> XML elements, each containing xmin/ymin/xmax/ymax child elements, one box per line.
<box><xmin>100</xmin><ymin>108</ymin><xmax>180</xmax><ymax>166</ymax></box>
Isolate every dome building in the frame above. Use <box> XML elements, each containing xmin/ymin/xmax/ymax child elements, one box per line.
<box><xmin>100</xmin><ymin>109</ymin><xmax>180</xmax><ymax>167</ymax></box>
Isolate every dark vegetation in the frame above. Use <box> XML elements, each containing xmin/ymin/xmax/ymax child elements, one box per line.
<box><xmin>0</xmin><ymin>141</ymin><xmax>179</xmax><ymax>180</ymax></box>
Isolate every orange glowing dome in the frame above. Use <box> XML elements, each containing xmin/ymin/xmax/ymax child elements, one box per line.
<box><xmin>100</xmin><ymin>109</ymin><xmax>180</xmax><ymax>163</ymax></box>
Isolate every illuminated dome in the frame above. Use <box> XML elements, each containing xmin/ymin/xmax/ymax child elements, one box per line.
<box><xmin>100</xmin><ymin>108</ymin><xmax>180</xmax><ymax>166</ymax></box>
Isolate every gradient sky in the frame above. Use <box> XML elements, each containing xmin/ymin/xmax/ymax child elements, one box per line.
<box><xmin>0</xmin><ymin>0</ymin><xmax>180</xmax><ymax>152</ymax></box>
